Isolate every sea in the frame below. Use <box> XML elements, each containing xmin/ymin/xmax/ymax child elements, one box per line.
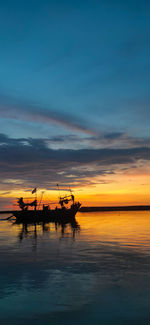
<box><xmin>0</xmin><ymin>211</ymin><xmax>150</xmax><ymax>324</ymax></box>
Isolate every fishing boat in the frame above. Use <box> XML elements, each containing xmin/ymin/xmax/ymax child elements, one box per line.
<box><xmin>13</xmin><ymin>187</ymin><xmax>81</xmax><ymax>223</ymax></box>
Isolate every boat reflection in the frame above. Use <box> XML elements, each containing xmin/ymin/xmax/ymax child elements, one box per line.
<box><xmin>13</xmin><ymin>218</ymin><xmax>80</xmax><ymax>243</ymax></box>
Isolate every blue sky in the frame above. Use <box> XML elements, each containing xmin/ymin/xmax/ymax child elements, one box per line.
<box><xmin>0</xmin><ymin>0</ymin><xmax>150</xmax><ymax>204</ymax></box>
<box><xmin>0</xmin><ymin>0</ymin><xmax>150</xmax><ymax>139</ymax></box>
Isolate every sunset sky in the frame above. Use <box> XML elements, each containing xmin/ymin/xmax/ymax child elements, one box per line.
<box><xmin>0</xmin><ymin>0</ymin><xmax>150</xmax><ymax>208</ymax></box>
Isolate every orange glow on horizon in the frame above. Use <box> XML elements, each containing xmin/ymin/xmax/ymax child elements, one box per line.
<box><xmin>1</xmin><ymin>165</ymin><xmax>150</xmax><ymax>209</ymax></box>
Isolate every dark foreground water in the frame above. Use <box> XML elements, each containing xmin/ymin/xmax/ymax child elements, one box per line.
<box><xmin>0</xmin><ymin>211</ymin><xmax>150</xmax><ymax>324</ymax></box>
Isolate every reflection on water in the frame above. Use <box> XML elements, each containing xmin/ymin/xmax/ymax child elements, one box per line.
<box><xmin>16</xmin><ymin>219</ymin><xmax>80</xmax><ymax>244</ymax></box>
<box><xmin>1</xmin><ymin>211</ymin><xmax>150</xmax><ymax>324</ymax></box>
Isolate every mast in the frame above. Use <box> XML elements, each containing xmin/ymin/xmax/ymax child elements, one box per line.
<box><xmin>57</xmin><ymin>184</ymin><xmax>61</xmax><ymax>200</ymax></box>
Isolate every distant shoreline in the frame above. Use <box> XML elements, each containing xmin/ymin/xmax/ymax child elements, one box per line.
<box><xmin>80</xmin><ymin>206</ymin><xmax>150</xmax><ymax>212</ymax></box>
<box><xmin>1</xmin><ymin>205</ymin><xmax>150</xmax><ymax>214</ymax></box>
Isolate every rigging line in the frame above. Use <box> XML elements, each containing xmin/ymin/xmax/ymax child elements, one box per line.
<box><xmin>38</xmin><ymin>191</ymin><xmax>45</xmax><ymax>209</ymax></box>
<box><xmin>0</xmin><ymin>215</ymin><xmax>13</xmax><ymax>221</ymax></box>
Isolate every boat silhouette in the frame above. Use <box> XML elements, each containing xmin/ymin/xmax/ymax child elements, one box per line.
<box><xmin>12</xmin><ymin>187</ymin><xmax>81</xmax><ymax>223</ymax></box>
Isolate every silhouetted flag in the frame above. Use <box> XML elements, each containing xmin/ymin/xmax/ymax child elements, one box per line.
<box><xmin>32</xmin><ymin>188</ymin><xmax>37</xmax><ymax>194</ymax></box>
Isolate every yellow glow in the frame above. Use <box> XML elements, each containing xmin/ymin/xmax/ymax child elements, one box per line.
<box><xmin>1</xmin><ymin>163</ymin><xmax>150</xmax><ymax>208</ymax></box>
<box><xmin>1</xmin><ymin>211</ymin><xmax>150</xmax><ymax>252</ymax></box>
<box><xmin>76</xmin><ymin>211</ymin><xmax>150</xmax><ymax>251</ymax></box>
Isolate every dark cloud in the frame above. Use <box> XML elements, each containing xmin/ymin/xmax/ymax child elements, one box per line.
<box><xmin>0</xmin><ymin>133</ymin><xmax>150</xmax><ymax>190</ymax></box>
<box><xmin>47</xmin><ymin>132</ymin><xmax>150</xmax><ymax>150</ymax></box>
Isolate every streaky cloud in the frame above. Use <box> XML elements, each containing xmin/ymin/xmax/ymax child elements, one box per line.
<box><xmin>0</xmin><ymin>133</ymin><xmax>150</xmax><ymax>190</ymax></box>
<box><xmin>0</xmin><ymin>93</ymin><xmax>95</xmax><ymax>135</ymax></box>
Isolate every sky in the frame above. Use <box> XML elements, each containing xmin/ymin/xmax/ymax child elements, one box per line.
<box><xmin>0</xmin><ymin>0</ymin><xmax>150</xmax><ymax>208</ymax></box>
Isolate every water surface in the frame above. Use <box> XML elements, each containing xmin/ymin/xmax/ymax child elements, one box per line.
<box><xmin>0</xmin><ymin>211</ymin><xmax>150</xmax><ymax>324</ymax></box>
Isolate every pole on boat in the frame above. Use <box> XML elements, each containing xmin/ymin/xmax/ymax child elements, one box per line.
<box><xmin>69</xmin><ymin>186</ymin><xmax>72</xmax><ymax>195</ymax></box>
<box><xmin>57</xmin><ymin>184</ymin><xmax>61</xmax><ymax>200</ymax></box>
<box><xmin>69</xmin><ymin>186</ymin><xmax>75</xmax><ymax>204</ymax></box>
<box><xmin>31</xmin><ymin>187</ymin><xmax>37</xmax><ymax>210</ymax></box>
<box><xmin>38</xmin><ymin>191</ymin><xmax>44</xmax><ymax>209</ymax></box>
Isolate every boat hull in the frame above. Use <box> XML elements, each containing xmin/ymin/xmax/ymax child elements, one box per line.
<box><xmin>13</xmin><ymin>205</ymin><xmax>80</xmax><ymax>224</ymax></box>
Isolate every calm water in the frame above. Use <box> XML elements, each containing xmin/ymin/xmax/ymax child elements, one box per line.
<box><xmin>0</xmin><ymin>211</ymin><xmax>150</xmax><ymax>324</ymax></box>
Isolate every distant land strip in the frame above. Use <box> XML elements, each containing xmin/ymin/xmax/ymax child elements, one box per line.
<box><xmin>80</xmin><ymin>206</ymin><xmax>150</xmax><ymax>212</ymax></box>
<box><xmin>1</xmin><ymin>206</ymin><xmax>150</xmax><ymax>214</ymax></box>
